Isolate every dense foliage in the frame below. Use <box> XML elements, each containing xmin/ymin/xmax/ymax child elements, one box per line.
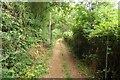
<box><xmin>63</xmin><ymin>2</ymin><xmax>120</xmax><ymax>79</ymax></box>
<box><xmin>1</xmin><ymin>2</ymin><xmax>51</xmax><ymax>78</ymax></box>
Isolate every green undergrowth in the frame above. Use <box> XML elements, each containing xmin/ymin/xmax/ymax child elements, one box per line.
<box><xmin>76</xmin><ymin>58</ymin><xmax>95</xmax><ymax>79</ymax></box>
<box><xmin>1</xmin><ymin>2</ymin><xmax>54</xmax><ymax>78</ymax></box>
<box><xmin>25</xmin><ymin>44</ymin><xmax>53</xmax><ymax>78</ymax></box>
<box><xmin>2</xmin><ymin>43</ymin><xmax>53</xmax><ymax>78</ymax></box>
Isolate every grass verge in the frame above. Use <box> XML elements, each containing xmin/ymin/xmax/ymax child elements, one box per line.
<box><xmin>61</xmin><ymin>52</ymin><xmax>71</xmax><ymax>79</ymax></box>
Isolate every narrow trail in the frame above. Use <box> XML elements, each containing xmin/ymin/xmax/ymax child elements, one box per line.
<box><xmin>44</xmin><ymin>39</ymin><xmax>64</xmax><ymax>78</ymax></box>
<box><xmin>43</xmin><ymin>39</ymin><xmax>87</xmax><ymax>79</ymax></box>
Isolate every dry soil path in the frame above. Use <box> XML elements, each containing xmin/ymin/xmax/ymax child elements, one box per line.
<box><xmin>43</xmin><ymin>39</ymin><xmax>87</xmax><ymax>79</ymax></box>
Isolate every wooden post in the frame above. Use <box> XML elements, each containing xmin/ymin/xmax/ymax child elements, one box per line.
<box><xmin>105</xmin><ymin>36</ymin><xmax>109</xmax><ymax>80</ymax></box>
<box><xmin>49</xmin><ymin>12</ymin><xmax>52</xmax><ymax>44</ymax></box>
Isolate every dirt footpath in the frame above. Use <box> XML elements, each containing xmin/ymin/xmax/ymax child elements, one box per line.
<box><xmin>43</xmin><ymin>39</ymin><xmax>87</xmax><ymax>79</ymax></box>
